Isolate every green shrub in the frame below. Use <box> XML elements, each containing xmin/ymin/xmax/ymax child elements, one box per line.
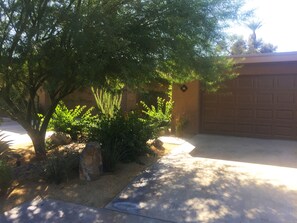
<box><xmin>140</xmin><ymin>96</ymin><xmax>173</xmax><ymax>132</ymax></box>
<box><xmin>48</xmin><ymin>101</ymin><xmax>98</xmax><ymax>140</ymax></box>
<box><xmin>0</xmin><ymin>160</ymin><xmax>12</xmax><ymax>195</ymax></box>
<box><xmin>91</xmin><ymin>87</ymin><xmax>122</xmax><ymax>118</ymax></box>
<box><xmin>43</xmin><ymin>149</ymin><xmax>80</xmax><ymax>184</ymax></box>
<box><xmin>89</xmin><ymin>113</ymin><xmax>154</xmax><ymax>172</ymax></box>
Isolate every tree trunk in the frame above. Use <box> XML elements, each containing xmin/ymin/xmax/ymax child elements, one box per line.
<box><xmin>29</xmin><ymin>131</ymin><xmax>47</xmax><ymax>160</ymax></box>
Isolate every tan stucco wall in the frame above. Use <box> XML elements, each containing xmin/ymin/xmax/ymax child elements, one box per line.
<box><xmin>172</xmin><ymin>80</ymin><xmax>200</xmax><ymax>136</ymax></box>
<box><xmin>39</xmin><ymin>87</ymin><xmax>138</xmax><ymax>113</ymax></box>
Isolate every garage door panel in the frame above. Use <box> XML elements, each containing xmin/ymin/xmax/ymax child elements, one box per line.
<box><xmin>237</xmin><ymin>77</ymin><xmax>254</xmax><ymax>89</ymax></box>
<box><xmin>256</xmin><ymin>76</ymin><xmax>275</xmax><ymax>89</ymax></box>
<box><xmin>218</xmin><ymin>93</ymin><xmax>235</xmax><ymax>105</ymax></box>
<box><xmin>201</xmin><ymin>74</ymin><xmax>297</xmax><ymax>140</ymax></box>
<box><xmin>237</xmin><ymin>94</ymin><xmax>254</xmax><ymax>107</ymax></box>
<box><xmin>255</xmin><ymin>110</ymin><xmax>273</xmax><ymax>119</ymax></box>
<box><xmin>202</xmin><ymin>108</ymin><xmax>218</xmax><ymax>121</ymax></box>
<box><xmin>276</xmin><ymin>93</ymin><xmax>294</xmax><ymax>103</ymax></box>
<box><xmin>236</xmin><ymin>124</ymin><xmax>254</xmax><ymax>134</ymax></box>
<box><xmin>276</xmin><ymin>76</ymin><xmax>296</xmax><ymax>89</ymax></box>
<box><xmin>275</xmin><ymin>110</ymin><xmax>294</xmax><ymax>120</ymax></box>
<box><xmin>255</xmin><ymin>125</ymin><xmax>272</xmax><ymax>135</ymax></box>
<box><xmin>219</xmin><ymin>109</ymin><xmax>236</xmax><ymax>120</ymax></box>
<box><xmin>202</xmin><ymin>123</ymin><xmax>234</xmax><ymax>132</ymax></box>
<box><xmin>255</xmin><ymin>93</ymin><xmax>274</xmax><ymax>107</ymax></box>
<box><xmin>237</xmin><ymin>109</ymin><xmax>254</xmax><ymax>119</ymax></box>
<box><xmin>273</xmin><ymin>126</ymin><xmax>297</xmax><ymax>138</ymax></box>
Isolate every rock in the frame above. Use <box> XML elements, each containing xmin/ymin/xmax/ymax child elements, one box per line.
<box><xmin>49</xmin><ymin>132</ymin><xmax>72</xmax><ymax>146</ymax></box>
<box><xmin>152</xmin><ymin>139</ymin><xmax>164</xmax><ymax>150</ymax></box>
<box><xmin>79</xmin><ymin>142</ymin><xmax>103</xmax><ymax>181</ymax></box>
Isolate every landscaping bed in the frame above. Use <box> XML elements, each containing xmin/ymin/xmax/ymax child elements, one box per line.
<box><xmin>0</xmin><ymin>142</ymin><xmax>177</xmax><ymax>213</ymax></box>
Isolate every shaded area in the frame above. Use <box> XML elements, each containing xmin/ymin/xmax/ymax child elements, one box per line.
<box><xmin>0</xmin><ymin>198</ymin><xmax>171</xmax><ymax>223</ymax></box>
<box><xmin>189</xmin><ymin>134</ymin><xmax>297</xmax><ymax>168</ymax></box>
<box><xmin>107</xmin><ymin>153</ymin><xmax>297</xmax><ymax>223</ymax></box>
<box><xmin>0</xmin><ymin>157</ymin><xmax>159</xmax><ymax>214</ymax></box>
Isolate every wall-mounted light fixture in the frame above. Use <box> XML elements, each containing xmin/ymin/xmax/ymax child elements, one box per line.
<box><xmin>180</xmin><ymin>84</ymin><xmax>188</xmax><ymax>92</ymax></box>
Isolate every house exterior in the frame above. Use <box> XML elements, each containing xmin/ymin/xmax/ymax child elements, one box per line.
<box><xmin>172</xmin><ymin>51</ymin><xmax>297</xmax><ymax>140</ymax></box>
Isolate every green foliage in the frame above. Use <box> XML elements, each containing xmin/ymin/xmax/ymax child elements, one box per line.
<box><xmin>0</xmin><ymin>160</ymin><xmax>12</xmax><ymax>195</ymax></box>
<box><xmin>48</xmin><ymin>102</ymin><xmax>98</xmax><ymax>140</ymax></box>
<box><xmin>91</xmin><ymin>87</ymin><xmax>122</xmax><ymax>118</ymax></box>
<box><xmin>0</xmin><ymin>131</ymin><xmax>11</xmax><ymax>157</ymax></box>
<box><xmin>89</xmin><ymin>113</ymin><xmax>154</xmax><ymax>172</ymax></box>
<box><xmin>140</xmin><ymin>97</ymin><xmax>173</xmax><ymax>132</ymax></box>
<box><xmin>0</xmin><ymin>0</ymin><xmax>247</xmax><ymax>157</ymax></box>
<box><xmin>43</xmin><ymin>149</ymin><xmax>80</xmax><ymax>184</ymax></box>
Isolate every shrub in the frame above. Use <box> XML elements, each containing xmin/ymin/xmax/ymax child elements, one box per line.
<box><xmin>89</xmin><ymin>113</ymin><xmax>154</xmax><ymax>172</ymax></box>
<box><xmin>43</xmin><ymin>149</ymin><xmax>80</xmax><ymax>184</ymax></box>
<box><xmin>48</xmin><ymin>101</ymin><xmax>98</xmax><ymax>140</ymax></box>
<box><xmin>91</xmin><ymin>87</ymin><xmax>122</xmax><ymax>118</ymax></box>
<box><xmin>140</xmin><ymin>96</ymin><xmax>173</xmax><ymax>132</ymax></box>
<box><xmin>0</xmin><ymin>160</ymin><xmax>12</xmax><ymax>195</ymax></box>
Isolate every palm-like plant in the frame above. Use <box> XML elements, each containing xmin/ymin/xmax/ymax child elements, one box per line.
<box><xmin>247</xmin><ymin>21</ymin><xmax>262</xmax><ymax>43</ymax></box>
<box><xmin>0</xmin><ymin>131</ymin><xmax>11</xmax><ymax>157</ymax></box>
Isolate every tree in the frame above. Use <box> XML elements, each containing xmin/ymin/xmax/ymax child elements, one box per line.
<box><xmin>230</xmin><ymin>21</ymin><xmax>277</xmax><ymax>55</ymax></box>
<box><xmin>0</xmin><ymin>0</ymin><xmax>247</xmax><ymax>158</ymax></box>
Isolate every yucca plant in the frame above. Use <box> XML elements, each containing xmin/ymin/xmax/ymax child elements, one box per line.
<box><xmin>91</xmin><ymin>87</ymin><xmax>122</xmax><ymax>118</ymax></box>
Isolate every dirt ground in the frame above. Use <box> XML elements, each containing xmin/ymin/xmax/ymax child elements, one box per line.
<box><xmin>0</xmin><ymin>142</ymin><xmax>177</xmax><ymax>213</ymax></box>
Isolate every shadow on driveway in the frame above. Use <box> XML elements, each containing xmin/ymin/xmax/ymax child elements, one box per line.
<box><xmin>107</xmin><ymin>153</ymin><xmax>297</xmax><ymax>223</ymax></box>
<box><xmin>189</xmin><ymin>134</ymin><xmax>297</xmax><ymax>168</ymax></box>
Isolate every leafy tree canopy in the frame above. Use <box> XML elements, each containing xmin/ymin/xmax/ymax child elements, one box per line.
<box><xmin>0</xmin><ymin>0</ymin><xmax>247</xmax><ymax>157</ymax></box>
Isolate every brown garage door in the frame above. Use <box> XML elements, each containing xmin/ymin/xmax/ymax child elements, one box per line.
<box><xmin>201</xmin><ymin>74</ymin><xmax>297</xmax><ymax>139</ymax></box>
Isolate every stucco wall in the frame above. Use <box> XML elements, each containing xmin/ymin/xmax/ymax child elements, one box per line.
<box><xmin>39</xmin><ymin>87</ymin><xmax>138</xmax><ymax>113</ymax></box>
<box><xmin>172</xmin><ymin>80</ymin><xmax>200</xmax><ymax>136</ymax></box>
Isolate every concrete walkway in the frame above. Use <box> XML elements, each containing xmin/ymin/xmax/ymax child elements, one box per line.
<box><xmin>0</xmin><ymin>198</ymin><xmax>172</xmax><ymax>223</ymax></box>
<box><xmin>1</xmin><ymin>131</ymin><xmax>297</xmax><ymax>222</ymax></box>
<box><xmin>107</xmin><ymin>135</ymin><xmax>297</xmax><ymax>222</ymax></box>
<box><xmin>0</xmin><ymin>118</ymin><xmax>32</xmax><ymax>146</ymax></box>
<box><xmin>0</xmin><ymin>118</ymin><xmax>53</xmax><ymax>146</ymax></box>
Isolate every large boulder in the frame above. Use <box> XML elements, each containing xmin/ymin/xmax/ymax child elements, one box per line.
<box><xmin>49</xmin><ymin>132</ymin><xmax>72</xmax><ymax>146</ymax></box>
<box><xmin>79</xmin><ymin>142</ymin><xmax>103</xmax><ymax>181</ymax></box>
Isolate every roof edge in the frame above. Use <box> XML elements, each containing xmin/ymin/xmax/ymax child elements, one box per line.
<box><xmin>231</xmin><ymin>51</ymin><xmax>297</xmax><ymax>64</ymax></box>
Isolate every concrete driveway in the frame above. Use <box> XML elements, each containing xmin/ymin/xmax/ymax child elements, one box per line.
<box><xmin>107</xmin><ymin>134</ymin><xmax>297</xmax><ymax>222</ymax></box>
<box><xmin>2</xmin><ymin>134</ymin><xmax>297</xmax><ymax>222</ymax></box>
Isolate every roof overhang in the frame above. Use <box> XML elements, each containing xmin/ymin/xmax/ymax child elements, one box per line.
<box><xmin>231</xmin><ymin>51</ymin><xmax>297</xmax><ymax>64</ymax></box>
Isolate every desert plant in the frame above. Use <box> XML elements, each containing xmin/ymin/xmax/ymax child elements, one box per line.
<box><xmin>140</xmin><ymin>96</ymin><xmax>173</xmax><ymax>132</ymax></box>
<box><xmin>0</xmin><ymin>160</ymin><xmax>12</xmax><ymax>195</ymax></box>
<box><xmin>91</xmin><ymin>87</ymin><xmax>122</xmax><ymax>118</ymax></box>
<box><xmin>48</xmin><ymin>102</ymin><xmax>98</xmax><ymax>140</ymax></box>
<box><xmin>89</xmin><ymin>112</ymin><xmax>154</xmax><ymax>172</ymax></box>
<box><xmin>0</xmin><ymin>131</ymin><xmax>11</xmax><ymax>157</ymax></box>
<box><xmin>43</xmin><ymin>149</ymin><xmax>80</xmax><ymax>184</ymax></box>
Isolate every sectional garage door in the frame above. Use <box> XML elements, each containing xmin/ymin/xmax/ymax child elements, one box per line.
<box><xmin>201</xmin><ymin>74</ymin><xmax>297</xmax><ymax>139</ymax></box>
